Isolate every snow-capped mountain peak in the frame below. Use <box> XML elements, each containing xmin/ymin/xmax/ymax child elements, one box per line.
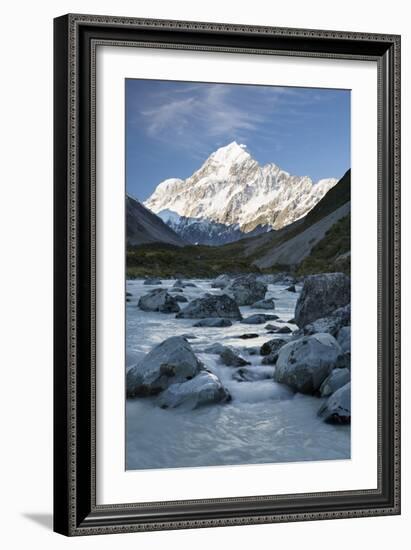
<box><xmin>209</xmin><ymin>141</ymin><xmax>251</xmax><ymax>166</ymax></box>
<box><xmin>143</xmin><ymin>142</ymin><xmax>339</xmax><ymax>236</ymax></box>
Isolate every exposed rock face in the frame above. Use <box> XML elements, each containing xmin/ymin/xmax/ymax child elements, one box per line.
<box><xmin>303</xmin><ymin>304</ymin><xmax>351</xmax><ymax>337</ymax></box>
<box><xmin>294</xmin><ymin>273</ymin><xmax>350</xmax><ymax>328</ymax></box>
<box><xmin>318</xmin><ymin>382</ymin><xmax>351</xmax><ymax>424</ymax></box>
<box><xmin>138</xmin><ymin>289</ymin><xmax>180</xmax><ymax>313</ymax></box>
<box><xmin>174</xmin><ymin>295</ymin><xmax>188</xmax><ymax>303</ymax></box>
<box><xmin>260</xmin><ymin>338</ymin><xmax>288</xmax><ymax>356</ymax></box>
<box><xmin>227</xmin><ymin>275</ymin><xmax>267</xmax><ymax>306</ymax></box>
<box><xmin>220</xmin><ymin>348</ymin><xmax>250</xmax><ymax>367</ymax></box>
<box><xmin>211</xmin><ymin>274</ymin><xmax>231</xmax><ymax>289</ymax></box>
<box><xmin>240</xmin><ymin>313</ymin><xmax>278</xmax><ymax>325</ymax></box>
<box><xmin>176</xmin><ymin>294</ymin><xmax>242</xmax><ymax>320</ymax></box>
<box><xmin>274</xmin><ymin>333</ymin><xmax>342</xmax><ymax>394</ymax></box>
<box><xmin>252</xmin><ymin>298</ymin><xmax>275</xmax><ymax>310</ymax></box>
<box><xmin>232</xmin><ymin>366</ymin><xmax>275</xmax><ymax>382</ymax></box>
<box><xmin>319</xmin><ymin>368</ymin><xmax>351</xmax><ymax>397</ymax></box>
<box><xmin>145</xmin><ymin>142</ymin><xmax>338</xmax><ymax>233</ymax></box>
<box><xmin>156</xmin><ymin>371</ymin><xmax>230</xmax><ymax>410</ymax></box>
<box><xmin>126</xmin><ymin>336</ymin><xmax>203</xmax><ymax>397</ymax></box>
<box><xmin>192</xmin><ymin>318</ymin><xmax>233</xmax><ymax>327</ymax></box>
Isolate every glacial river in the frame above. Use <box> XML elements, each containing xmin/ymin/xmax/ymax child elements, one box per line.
<box><xmin>126</xmin><ymin>278</ymin><xmax>350</xmax><ymax>470</ymax></box>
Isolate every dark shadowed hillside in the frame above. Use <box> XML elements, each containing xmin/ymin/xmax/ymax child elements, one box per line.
<box><xmin>126</xmin><ymin>195</ymin><xmax>187</xmax><ymax>247</ymax></box>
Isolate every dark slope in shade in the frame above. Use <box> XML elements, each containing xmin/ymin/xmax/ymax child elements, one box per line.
<box><xmin>126</xmin><ymin>195</ymin><xmax>187</xmax><ymax>247</ymax></box>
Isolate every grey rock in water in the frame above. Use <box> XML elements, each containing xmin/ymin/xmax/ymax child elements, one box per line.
<box><xmin>143</xmin><ymin>277</ymin><xmax>162</xmax><ymax>286</ymax></box>
<box><xmin>320</xmin><ymin>368</ymin><xmax>351</xmax><ymax>397</ymax></box>
<box><xmin>262</xmin><ymin>353</ymin><xmax>279</xmax><ymax>365</ymax></box>
<box><xmin>252</xmin><ymin>298</ymin><xmax>275</xmax><ymax>310</ymax></box>
<box><xmin>318</xmin><ymin>382</ymin><xmax>351</xmax><ymax>424</ymax></box>
<box><xmin>337</xmin><ymin>326</ymin><xmax>351</xmax><ymax>353</ymax></box>
<box><xmin>220</xmin><ymin>348</ymin><xmax>251</xmax><ymax>367</ymax></box>
<box><xmin>211</xmin><ymin>274</ymin><xmax>231</xmax><ymax>289</ymax></box>
<box><xmin>294</xmin><ymin>273</ymin><xmax>350</xmax><ymax>328</ymax></box>
<box><xmin>174</xmin><ymin>294</ymin><xmax>188</xmax><ymax>303</ymax></box>
<box><xmin>126</xmin><ymin>336</ymin><xmax>203</xmax><ymax>397</ymax></box>
<box><xmin>157</xmin><ymin>371</ymin><xmax>230</xmax><ymax>410</ymax></box>
<box><xmin>274</xmin><ymin>333</ymin><xmax>342</xmax><ymax>394</ymax></box>
<box><xmin>176</xmin><ymin>293</ymin><xmax>242</xmax><ymax>319</ymax></box>
<box><xmin>232</xmin><ymin>366</ymin><xmax>275</xmax><ymax>382</ymax></box>
<box><xmin>227</xmin><ymin>274</ymin><xmax>267</xmax><ymax>306</ymax></box>
<box><xmin>303</xmin><ymin>304</ymin><xmax>351</xmax><ymax>337</ymax></box>
<box><xmin>203</xmin><ymin>343</ymin><xmax>229</xmax><ymax>354</ymax></box>
<box><xmin>192</xmin><ymin>318</ymin><xmax>233</xmax><ymax>327</ymax></box>
<box><xmin>264</xmin><ymin>324</ymin><xmax>292</xmax><ymax>334</ymax></box>
<box><xmin>286</xmin><ymin>284</ymin><xmax>296</xmax><ymax>292</ymax></box>
<box><xmin>126</xmin><ymin>291</ymin><xmax>132</xmax><ymax>297</ymax></box>
<box><xmin>241</xmin><ymin>313</ymin><xmax>278</xmax><ymax>325</ymax></box>
<box><xmin>238</xmin><ymin>333</ymin><xmax>259</xmax><ymax>339</ymax></box>
<box><xmin>260</xmin><ymin>337</ymin><xmax>288</xmax><ymax>356</ymax></box>
<box><xmin>138</xmin><ymin>288</ymin><xmax>180</xmax><ymax>313</ymax></box>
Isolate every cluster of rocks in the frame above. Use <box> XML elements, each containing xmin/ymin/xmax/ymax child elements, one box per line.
<box><xmin>131</xmin><ymin>272</ymin><xmax>351</xmax><ymax>424</ymax></box>
<box><xmin>126</xmin><ymin>336</ymin><xmax>230</xmax><ymax>410</ymax></box>
<box><xmin>265</xmin><ymin>272</ymin><xmax>351</xmax><ymax>424</ymax></box>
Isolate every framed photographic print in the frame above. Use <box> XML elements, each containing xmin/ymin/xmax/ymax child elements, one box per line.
<box><xmin>53</xmin><ymin>14</ymin><xmax>401</xmax><ymax>536</ymax></box>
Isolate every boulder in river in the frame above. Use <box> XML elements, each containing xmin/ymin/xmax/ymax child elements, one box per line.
<box><xmin>265</xmin><ymin>324</ymin><xmax>292</xmax><ymax>334</ymax></box>
<box><xmin>241</xmin><ymin>313</ymin><xmax>279</xmax><ymax>325</ymax></box>
<box><xmin>274</xmin><ymin>333</ymin><xmax>342</xmax><ymax>393</ymax></box>
<box><xmin>143</xmin><ymin>278</ymin><xmax>162</xmax><ymax>285</ymax></box>
<box><xmin>232</xmin><ymin>366</ymin><xmax>275</xmax><ymax>382</ymax></box>
<box><xmin>286</xmin><ymin>285</ymin><xmax>296</xmax><ymax>292</ymax></box>
<box><xmin>318</xmin><ymin>382</ymin><xmax>351</xmax><ymax>424</ymax></box>
<box><xmin>303</xmin><ymin>304</ymin><xmax>351</xmax><ymax>337</ymax></box>
<box><xmin>174</xmin><ymin>294</ymin><xmax>188</xmax><ymax>303</ymax></box>
<box><xmin>220</xmin><ymin>348</ymin><xmax>251</xmax><ymax>367</ymax></box>
<box><xmin>238</xmin><ymin>333</ymin><xmax>259</xmax><ymax>340</ymax></box>
<box><xmin>193</xmin><ymin>318</ymin><xmax>233</xmax><ymax>327</ymax></box>
<box><xmin>203</xmin><ymin>343</ymin><xmax>228</xmax><ymax>354</ymax></box>
<box><xmin>138</xmin><ymin>288</ymin><xmax>180</xmax><ymax>313</ymax></box>
<box><xmin>319</xmin><ymin>368</ymin><xmax>351</xmax><ymax>397</ymax></box>
<box><xmin>294</xmin><ymin>273</ymin><xmax>350</xmax><ymax>328</ymax></box>
<box><xmin>252</xmin><ymin>298</ymin><xmax>275</xmax><ymax>310</ymax></box>
<box><xmin>260</xmin><ymin>337</ymin><xmax>288</xmax><ymax>356</ymax></box>
<box><xmin>126</xmin><ymin>336</ymin><xmax>203</xmax><ymax>397</ymax></box>
<box><xmin>176</xmin><ymin>293</ymin><xmax>242</xmax><ymax>320</ymax></box>
<box><xmin>211</xmin><ymin>274</ymin><xmax>231</xmax><ymax>289</ymax></box>
<box><xmin>227</xmin><ymin>274</ymin><xmax>267</xmax><ymax>306</ymax></box>
<box><xmin>337</xmin><ymin>326</ymin><xmax>351</xmax><ymax>353</ymax></box>
<box><xmin>157</xmin><ymin>371</ymin><xmax>230</xmax><ymax>410</ymax></box>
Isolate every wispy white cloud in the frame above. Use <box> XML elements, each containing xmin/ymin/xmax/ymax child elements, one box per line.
<box><xmin>132</xmin><ymin>82</ymin><xmax>333</xmax><ymax>159</ymax></box>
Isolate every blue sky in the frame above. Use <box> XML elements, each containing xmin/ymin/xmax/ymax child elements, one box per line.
<box><xmin>126</xmin><ymin>79</ymin><xmax>350</xmax><ymax>201</ymax></box>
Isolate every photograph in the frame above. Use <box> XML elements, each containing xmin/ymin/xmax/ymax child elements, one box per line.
<box><xmin>125</xmin><ymin>79</ymin><xmax>352</xmax><ymax>470</ymax></box>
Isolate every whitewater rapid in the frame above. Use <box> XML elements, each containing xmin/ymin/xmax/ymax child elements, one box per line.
<box><xmin>126</xmin><ymin>278</ymin><xmax>350</xmax><ymax>470</ymax></box>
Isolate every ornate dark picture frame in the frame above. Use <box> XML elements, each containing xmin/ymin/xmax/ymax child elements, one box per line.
<box><xmin>53</xmin><ymin>13</ymin><xmax>401</xmax><ymax>536</ymax></box>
